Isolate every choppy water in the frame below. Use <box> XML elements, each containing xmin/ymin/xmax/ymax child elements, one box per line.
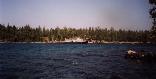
<box><xmin>0</xmin><ymin>43</ymin><xmax>156</xmax><ymax>79</ymax></box>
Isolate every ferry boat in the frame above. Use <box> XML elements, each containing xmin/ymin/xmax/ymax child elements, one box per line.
<box><xmin>62</xmin><ymin>37</ymin><xmax>88</xmax><ymax>44</ymax></box>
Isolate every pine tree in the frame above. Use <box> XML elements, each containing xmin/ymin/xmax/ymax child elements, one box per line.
<box><xmin>149</xmin><ymin>0</ymin><xmax>156</xmax><ymax>43</ymax></box>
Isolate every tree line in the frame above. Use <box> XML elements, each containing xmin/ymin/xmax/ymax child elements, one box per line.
<box><xmin>0</xmin><ymin>24</ymin><xmax>151</xmax><ymax>43</ymax></box>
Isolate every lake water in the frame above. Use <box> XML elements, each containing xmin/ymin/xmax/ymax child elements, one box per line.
<box><xmin>0</xmin><ymin>43</ymin><xmax>156</xmax><ymax>79</ymax></box>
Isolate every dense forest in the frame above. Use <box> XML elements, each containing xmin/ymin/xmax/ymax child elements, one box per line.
<box><xmin>0</xmin><ymin>24</ymin><xmax>151</xmax><ymax>43</ymax></box>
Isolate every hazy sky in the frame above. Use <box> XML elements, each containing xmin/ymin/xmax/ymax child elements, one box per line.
<box><xmin>0</xmin><ymin>0</ymin><xmax>151</xmax><ymax>30</ymax></box>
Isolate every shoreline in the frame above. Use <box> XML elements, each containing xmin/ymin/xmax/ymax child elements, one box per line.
<box><xmin>0</xmin><ymin>41</ymin><xmax>153</xmax><ymax>44</ymax></box>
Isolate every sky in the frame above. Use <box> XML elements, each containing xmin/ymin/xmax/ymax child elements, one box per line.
<box><xmin>0</xmin><ymin>0</ymin><xmax>151</xmax><ymax>30</ymax></box>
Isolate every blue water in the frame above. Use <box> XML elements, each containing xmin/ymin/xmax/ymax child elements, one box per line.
<box><xmin>0</xmin><ymin>43</ymin><xmax>156</xmax><ymax>79</ymax></box>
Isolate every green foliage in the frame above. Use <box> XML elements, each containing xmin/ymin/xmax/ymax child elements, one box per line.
<box><xmin>149</xmin><ymin>0</ymin><xmax>156</xmax><ymax>5</ymax></box>
<box><xmin>149</xmin><ymin>0</ymin><xmax>156</xmax><ymax>43</ymax></box>
<box><xmin>0</xmin><ymin>24</ymin><xmax>150</xmax><ymax>42</ymax></box>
